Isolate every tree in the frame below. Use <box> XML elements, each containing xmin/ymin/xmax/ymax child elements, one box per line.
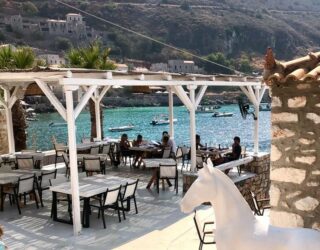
<box><xmin>67</xmin><ymin>41</ymin><xmax>116</xmax><ymax>139</ymax></box>
<box><xmin>55</xmin><ymin>37</ymin><xmax>72</xmax><ymax>51</ymax></box>
<box><xmin>0</xmin><ymin>45</ymin><xmax>35</xmax><ymax>151</ymax></box>
<box><xmin>204</xmin><ymin>52</ymin><xmax>233</xmax><ymax>74</ymax></box>
<box><xmin>22</xmin><ymin>1</ymin><xmax>39</xmax><ymax>15</ymax></box>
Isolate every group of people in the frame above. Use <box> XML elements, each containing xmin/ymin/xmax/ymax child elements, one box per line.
<box><xmin>119</xmin><ymin>131</ymin><xmax>176</xmax><ymax>168</ymax></box>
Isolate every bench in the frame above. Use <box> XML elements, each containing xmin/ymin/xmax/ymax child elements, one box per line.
<box><xmin>215</xmin><ymin>156</ymin><xmax>254</xmax><ymax>175</ymax></box>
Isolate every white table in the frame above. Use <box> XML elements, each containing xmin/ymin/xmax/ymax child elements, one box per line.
<box><xmin>50</xmin><ymin>175</ymin><xmax>135</xmax><ymax>228</ymax></box>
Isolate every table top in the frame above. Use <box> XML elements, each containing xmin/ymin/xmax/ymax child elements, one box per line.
<box><xmin>1</xmin><ymin>152</ymin><xmax>45</xmax><ymax>161</ymax></box>
<box><xmin>0</xmin><ymin>169</ymin><xmax>43</xmax><ymax>185</ymax></box>
<box><xmin>143</xmin><ymin>158</ymin><xmax>176</xmax><ymax>168</ymax></box>
<box><xmin>50</xmin><ymin>175</ymin><xmax>135</xmax><ymax>198</ymax></box>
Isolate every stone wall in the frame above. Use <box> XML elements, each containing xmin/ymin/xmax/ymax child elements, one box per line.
<box><xmin>270</xmin><ymin>81</ymin><xmax>320</xmax><ymax>229</ymax></box>
<box><xmin>0</xmin><ymin>110</ymin><xmax>8</xmax><ymax>154</ymax></box>
<box><xmin>183</xmin><ymin>153</ymin><xmax>270</xmax><ymax>207</ymax></box>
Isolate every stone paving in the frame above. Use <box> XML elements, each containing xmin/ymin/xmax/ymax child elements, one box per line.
<box><xmin>0</xmin><ymin>165</ymin><xmax>265</xmax><ymax>249</ymax></box>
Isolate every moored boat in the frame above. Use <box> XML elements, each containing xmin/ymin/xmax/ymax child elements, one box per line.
<box><xmin>49</xmin><ymin>122</ymin><xmax>67</xmax><ymax>127</ymax></box>
<box><xmin>196</xmin><ymin>105</ymin><xmax>221</xmax><ymax>113</ymax></box>
<box><xmin>212</xmin><ymin>112</ymin><xmax>233</xmax><ymax>117</ymax></box>
<box><xmin>150</xmin><ymin>114</ymin><xmax>177</xmax><ymax>125</ymax></box>
<box><xmin>108</xmin><ymin>125</ymin><xmax>134</xmax><ymax>132</ymax></box>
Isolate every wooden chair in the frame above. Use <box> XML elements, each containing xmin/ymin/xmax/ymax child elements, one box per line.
<box><xmin>157</xmin><ymin>164</ymin><xmax>178</xmax><ymax>194</ymax></box>
<box><xmin>38</xmin><ymin>169</ymin><xmax>57</xmax><ymax>207</ymax></box>
<box><xmin>89</xmin><ymin>186</ymin><xmax>122</xmax><ymax>229</ymax></box>
<box><xmin>250</xmin><ymin>191</ymin><xmax>271</xmax><ymax>216</ymax></box>
<box><xmin>3</xmin><ymin>174</ymin><xmax>39</xmax><ymax>214</ymax></box>
<box><xmin>193</xmin><ymin>210</ymin><xmax>216</xmax><ymax>250</ymax></box>
<box><xmin>120</xmin><ymin>179</ymin><xmax>139</xmax><ymax>219</ymax></box>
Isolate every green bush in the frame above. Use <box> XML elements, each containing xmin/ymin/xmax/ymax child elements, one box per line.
<box><xmin>22</xmin><ymin>1</ymin><xmax>39</xmax><ymax>15</ymax></box>
<box><xmin>55</xmin><ymin>37</ymin><xmax>72</xmax><ymax>51</ymax></box>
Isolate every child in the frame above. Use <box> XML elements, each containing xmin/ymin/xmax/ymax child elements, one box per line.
<box><xmin>0</xmin><ymin>225</ymin><xmax>7</xmax><ymax>250</ymax></box>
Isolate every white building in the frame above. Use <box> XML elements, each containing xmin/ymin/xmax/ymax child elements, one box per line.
<box><xmin>4</xmin><ymin>15</ymin><xmax>23</xmax><ymax>31</ymax></box>
<box><xmin>168</xmin><ymin>60</ymin><xmax>195</xmax><ymax>73</ymax></box>
<box><xmin>39</xmin><ymin>54</ymin><xmax>66</xmax><ymax>66</ymax></box>
<box><xmin>48</xmin><ymin>19</ymin><xmax>67</xmax><ymax>35</ymax></box>
<box><xmin>150</xmin><ymin>63</ymin><xmax>168</xmax><ymax>72</ymax></box>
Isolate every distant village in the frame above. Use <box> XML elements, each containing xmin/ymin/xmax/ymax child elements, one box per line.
<box><xmin>1</xmin><ymin>13</ymin><xmax>205</xmax><ymax>74</ymax></box>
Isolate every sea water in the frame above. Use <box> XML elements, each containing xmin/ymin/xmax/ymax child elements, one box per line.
<box><xmin>26</xmin><ymin>105</ymin><xmax>271</xmax><ymax>152</ymax></box>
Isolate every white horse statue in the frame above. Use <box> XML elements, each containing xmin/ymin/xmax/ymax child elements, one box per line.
<box><xmin>180</xmin><ymin>162</ymin><xmax>320</xmax><ymax>250</ymax></box>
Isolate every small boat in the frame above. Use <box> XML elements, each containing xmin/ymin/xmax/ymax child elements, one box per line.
<box><xmin>259</xmin><ymin>103</ymin><xmax>271</xmax><ymax>111</ymax></box>
<box><xmin>108</xmin><ymin>125</ymin><xmax>134</xmax><ymax>132</ymax></box>
<box><xmin>212</xmin><ymin>112</ymin><xmax>233</xmax><ymax>117</ymax></box>
<box><xmin>49</xmin><ymin>122</ymin><xmax>67</xmax><ymax>127</ymax></box>
<box><xmin>26</xmin><ymin>117</ymin><xmax>38</xmax><ymax>121</ymax></box>
<box><xmin>196</xmin><ymin>105</ymin><xmax>221</xmax><ymax>113</ymax></box>
<box><xmin>150</xmin><ymin>115</ymin><xmax>177</xmax><ymax>126</ymax></box>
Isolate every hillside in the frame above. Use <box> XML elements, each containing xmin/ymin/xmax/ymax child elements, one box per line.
<box><xmin>0</xmin><ymin>0</ymin><xmax>319</xmax><ymax>71</ymax></box>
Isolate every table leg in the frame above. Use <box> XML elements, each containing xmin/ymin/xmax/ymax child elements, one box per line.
<box><xmin>83</xmin><ymin>197</ymin><xmax>90</xmax><ymax>228</ymax></box>
<box><xmin>52</xmin><ymin>191</ymin><xmax>57</xmax><ymax>221</ymax></box>
<box><xmin>0</xmin><ymin>185</ymin><xmax>4</xmax><ymax>211</ymax></box>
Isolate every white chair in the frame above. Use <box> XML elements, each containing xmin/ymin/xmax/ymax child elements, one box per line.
<box><xmin>157</xmin><ymin>164</ymin><xmax>178</xmax><ymax>194</ymax></box>
<box><xmin>162</xmin><ymin>147</ymin><xmax>172</xmax><ymax>158</ymax></box>
<box><xmin>16</xmin><ymin>155</ymin><xmax>34</xmax><ymax>170</ymax></box>
<box><xmin>90</xmin><ymin>186</ymin><xmax>122</xmax><ymax>229</ymax></box>
<box><xmin>120</xmin><ymin>179</ymin><xmax>139</xmax><ymax>219</ymax></box>
<box><xmin>83</xmin><ymin>157</ymin><xmax>104</xmax><ymax>175</ymax></box>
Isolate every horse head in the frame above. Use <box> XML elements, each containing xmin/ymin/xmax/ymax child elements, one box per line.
<box><xmin>180</xmin><ymin>159</ymin><xmax>217</xmax><ymax>213</ymax></box>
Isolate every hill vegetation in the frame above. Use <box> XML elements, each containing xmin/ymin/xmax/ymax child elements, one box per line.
<box><xmin>0</xmin><ymin>0</ymin><xmax>319</xmax><ymax>73</ymax></box>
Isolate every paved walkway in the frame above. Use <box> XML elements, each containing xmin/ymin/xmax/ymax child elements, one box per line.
<box><xmin>0</xmin><ymin>165</ymin><xmax>264</xmax><ymax>249</ymax></box>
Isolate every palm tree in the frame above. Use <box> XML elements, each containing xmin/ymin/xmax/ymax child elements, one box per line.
<box><xmin>0</xmin><ymin>45</ymin><xmax>35</xmax><ymax>151</ymax></box>
<box><xmin>67</xmin><ymin>41</ymin><xmax>116</xmax><ymax>139</ymax></box>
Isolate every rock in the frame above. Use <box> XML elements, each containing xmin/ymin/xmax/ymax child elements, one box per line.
<box><xmin>295</xmin><ymin>197</ymin><xmax>319</xmax><ymax>212</ymax></box>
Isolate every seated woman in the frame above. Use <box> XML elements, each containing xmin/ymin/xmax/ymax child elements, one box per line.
<box><xmin>119</xmin><ymin>134</ymin><xmax>132</xmax><ymax>163</ymax></box>
<box><xmin>132</xmin><ymin>134</ymin><xmax>144</xmax><ymax>168</ymax></box>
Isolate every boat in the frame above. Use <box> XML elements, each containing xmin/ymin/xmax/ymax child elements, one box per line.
<box><xmin>259</xmin><ymin>103</ymin><xmax>271</xmax><ymax>111</ymax></box>
<box><xmin>196</xmin><ymin>105</ymin><xmax>221</xmax><ymax>113</ymax></box>
<box><xmin>49</xmin><ymin>122</ymin><xmax>67</xmax><ymax>127</ymax></box>
<box><xmin>150</xmin><ymin>114</ymin><xmax>177</xmax><ymax>125</ymax></box>
<box><xmin>108</xmin><ymin>125</ymin><xmax>134</xmax><ymax>132</ymax></box>
<box><xmin>212</xmin><ymin>112</ymin><xmax>233</xmax><ymax>117</ymax></box>
<box><xmin>26</xmin><ymin>117</ymin><xmax>38</xmax><ymax>121</ymax></box>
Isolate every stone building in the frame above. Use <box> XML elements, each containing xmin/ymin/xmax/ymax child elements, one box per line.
<box><xmin>4</xmin><ymin>15</ymin><xmax>23</xmax><ymax>31</ymax></box>
<box><xmin>150</xmin><ymin>63</ymin><xmax>168</xmax><ymax>72</ymax></box>
<box><xmin>263</xmin><ymin>48</ymin><xmax>320</xmax><ymax>229</ymax></box>
<box><xmin>38</xmin><ymin>54</ymin><xmax>66</xmax><ymax>66</ymax></box>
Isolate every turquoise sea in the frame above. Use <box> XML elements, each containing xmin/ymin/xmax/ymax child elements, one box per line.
<box><xmin>26</xmin><ymin>105</ymin><xmax>271</xmax><ymax>152</ymax></box>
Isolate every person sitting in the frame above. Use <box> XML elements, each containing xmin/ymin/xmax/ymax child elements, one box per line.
<box><xmin>162</xmin><ymin>131</ymin><xmax>177</xmax><ymax>155</ymax></box>
<box><xmin>213</xmin><ymin>136</ymin><xmax>242</xmax><ymax>174</ymax></box>
<box><xmin>133</xmin><ymin>134</ymin><xmax>144</xmax><ymax>168</ymax></box>
<box><xmin>119</xmin><ymin>133</ymin><xmax>132</xmax><ymax>164</ymax></box>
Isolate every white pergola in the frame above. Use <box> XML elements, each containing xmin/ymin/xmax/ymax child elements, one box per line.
<box><xmin>0</xmin><ymin>69</ymin><xmax>266</xmax><ymax>235</ymax></box>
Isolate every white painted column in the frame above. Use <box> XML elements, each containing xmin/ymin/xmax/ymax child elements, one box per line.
<box><xmin>94</xmin><ymin>90</ymin><xmax>102</xmax><ymax>140</ymax></box>
<box><xmin>188</xmin><ymin>85</ymin><xmax>197</xmax><ymax>171</ymax></box>
<box><xmin>4</xmin><ymin>89</ymin><xmax>15</xmax><ymax>153</ymax></box>
<box><xmin>254</xmin><ymin>86</ymin><xmax>260</xmax><ymax>155</ymax></box>
<box><xmin>65</xmin><ymin>86</ymin><xmax>82</xmax><ymax>236</ymax></box>
<box><xmin>168</xmin><ymin>87</ymin><xmax>174</xmax><ymax>138</ymax></box>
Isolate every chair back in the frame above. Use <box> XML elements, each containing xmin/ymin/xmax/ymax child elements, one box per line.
<box><xmin>40</xmin><ymin>170</ymin><xmax>57</xmax><ymax>189</ymax></box>
<box><xmin>123</xmin><ymin>179</ymin><xmax>139</xmax><ymax>199</ymax></box>
<box><xmin>54</xmin><ymin>143</ymin><xmax>66</xmax><ymax>152</ymax></box>
<box><xmin>101</xmin><ymin>144</ymin><xmax>111</xmax><ymax>154</ymax></box>
<box><xmin>104</xmin><ymin>186</ymin><xmax>121</xmax><ymax>206</ymax></box>
<box><xmin>162</xmin><ymin>147</ymin><xmax>172</xmax><ymax>158</ymax></box>
<box><xmin>182</xmin><ymin>146</ymin><xmax>190</xmax><ymax>155</ymax></box>
<box><xmin>16</xmin><ymin>156</ymin><xmax>34</xmax><ymax>170</ymax></box>
<box><xmin>175</xmin><ymin>147</ymin><xmax>183</xmax><ymax>159</ymax></box>
<box><xmin>84</xmin><ymin>157</ymin><xmax>101</xmax><ymax>172</ymax></box>
<box><xmin>159</xmin><ymin>164</ymin><xmax>177</xmax><ymax>178</ymax></box>
<box><xmin>18</xmin><ymin>175</ymin><xmax>35</xmax><ymax>194</ymax></box>
<box><xmin>62</xmin><ymin>153</ymin><xmax>69</xmax><ymax>167</ymax></box>
<box><xmin>90</xmin><ymin>145</ymin><xmax>100</xmax><ymax>155</ymax></box>
<box><xmin>196</xmin><ymin>155</ymin><xmax>204</xmax><ymax>170</ymax></box>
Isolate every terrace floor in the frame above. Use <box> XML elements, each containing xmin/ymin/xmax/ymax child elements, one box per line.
<box><xmin>0</xmin><ymin>165</ymin><xmax>267</xmax><ymax>250</ymax></box>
